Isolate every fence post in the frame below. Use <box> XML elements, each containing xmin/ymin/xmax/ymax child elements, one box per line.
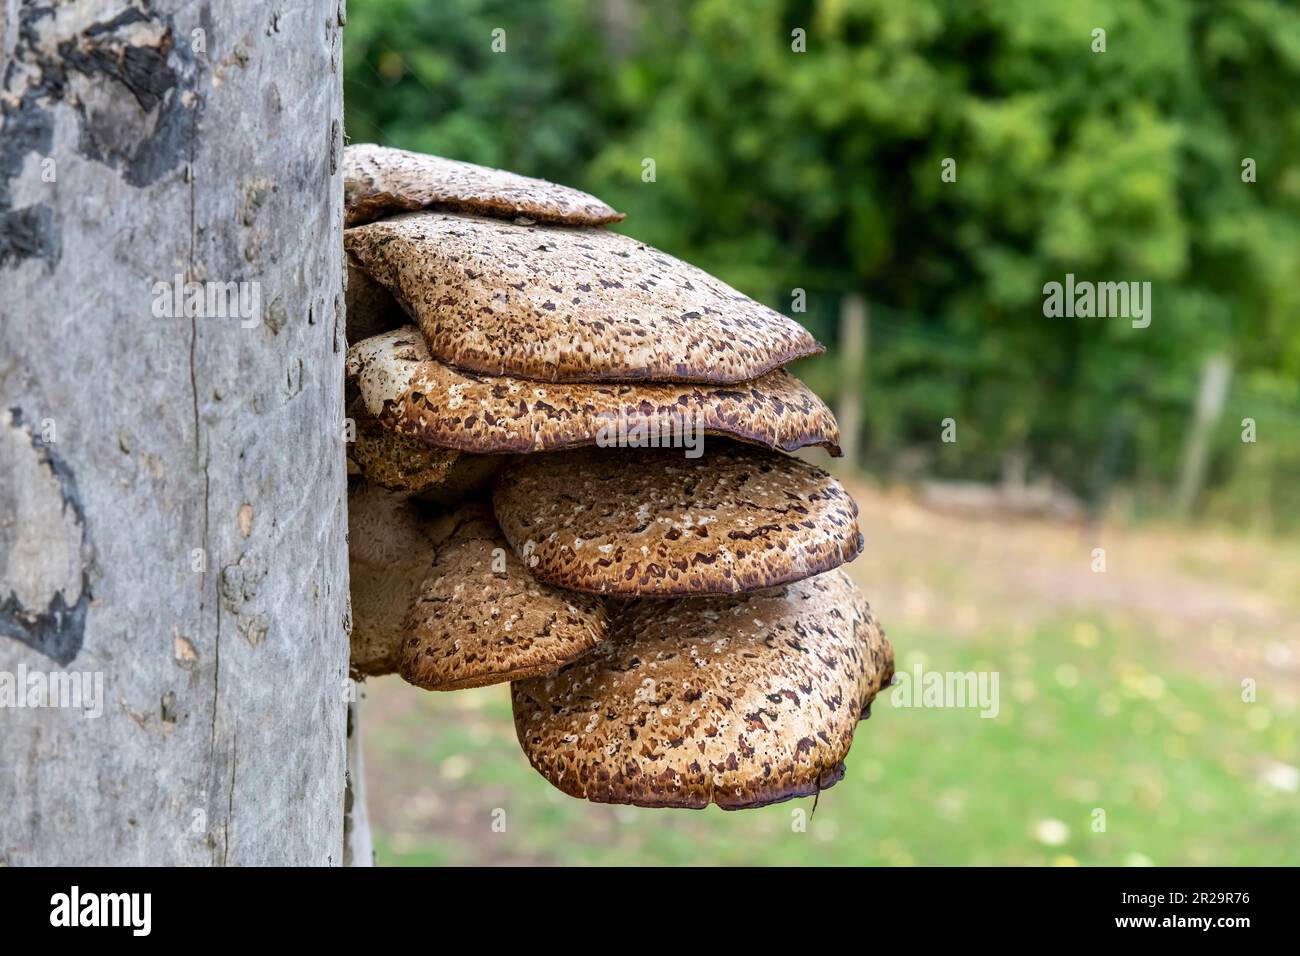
<box><xmin>1174</xmin><ymin>353</ymin><xmax>1232</xmax><ymax>518</ymax></box>
<box><xmin>837</xmin><ymin>294</ymin><xmax>868</xmax><ymax>470</ymax></box>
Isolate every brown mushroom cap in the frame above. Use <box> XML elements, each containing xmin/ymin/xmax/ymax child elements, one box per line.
<box><xmin>511</xmin><ymin>569</ymin><xmax>894</xmax><ymax>810</ymax></box>
<box><xmin>349</xmin><ymin>399</ymin><xmax>461</xmax><ymax>493</ymax></box>
<box><xmin>492</xmin><ymin>442</ymin><xmax>863</xmax><ymax>597</ymax></box>
<box><xmin>347</xmin><ymin>327</ymin><xmax>842</xmax><ymax>456</ymax></box>
<box><xmin>347</xmin><ymin>479</ymin><xmax>455</xmax><ymax>678</ymax></box>
<box><xmin>399</xmin><ymin>503</ymin><xmax>607</xmax><ymax>691</ymax></box>
<box><xmin>348</xmin><ymin>398</ymin><xmax>504</xmax><ymax>501</ymax></box>
<box><xmin>344</xmin><ymin>212</ymin><xmax>823</xmax><ymax>384</ymax></box>
<box><xmin>344</xmin><ymin>144</ymin><xmax>624</xmax><ymax>228</ymax></box>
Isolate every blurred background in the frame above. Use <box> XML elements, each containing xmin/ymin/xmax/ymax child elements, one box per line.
<box><xmin>344</xmin><ymin>0</ymin><xmax>1300</xmax><ymax>864</ymax></box>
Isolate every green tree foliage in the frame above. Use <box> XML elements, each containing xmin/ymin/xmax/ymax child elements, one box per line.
<box><xmin>345</xmin><ymin>0</ymin><xmax>1300</xmax><ymax>531</ymax></box>
<box><xmin>344</xmin><ymin>0</ymin><xmax>631</xmax><ymax>181</ymax></box>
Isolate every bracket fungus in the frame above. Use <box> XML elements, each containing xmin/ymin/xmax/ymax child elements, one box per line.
<box><xmin>347</xmin><ymin>327</ymin><xmax>842</xmax><ymax>456</ymax></box>
<box><xmin>348</xmin><ymin>399</ymin><xmax>502</xmax><ymax>501</ymax></box>
<box><xmin>343</xmin><ymin>143</ymin><xmax>894</xmax><ymax>811</ymax></box>
<box><xmin>347</xmin><ymin>478</ymin><xmax>451</xmax><ymax>678</ymax></box>
<box><xmin>491</xmin><ymin>442</ymin><xmax>864</xmax><ymax>597</ymax></box>
<box><xmin>511</xmin><ymin>570</ymin><xmax>894</xmax><ymax>809</ymax></box>
<box><xmin>345</xmin><ymin>211</ymin><xmax>823</xmax><ymax>383</ymax></box>
<box><xmin>344</xmin><ymin>144</ymin><xmax>625</xmax><ymax>228</ymax></box>
<box><xmin>399</xmin><ymin>503</ymin><xmax>607</xmax><ymax>691</ymax></box>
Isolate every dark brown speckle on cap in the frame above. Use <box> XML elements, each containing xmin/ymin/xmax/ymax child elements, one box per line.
<box><xmin>346</xmin><ymin>327</ymin><xmax>842</xmax><ymax>456</ymax></box>
<box><xmin>344</xmin><ymin>212</ymin><xmax>824</xmax><ymax>384</ymax></box>
<box><xmin>344</xmin><ymin>144</ymin><xmax>624</xmax><ymax>228</ymax></box>
<box><xmin>491</xmin><ymin>442</ymin><xmax>864</xmax><ymax>597</ymax></box>
<box><xmin>347</xmin><ymin>398</ymin><xmax>461</xmax><ymax>494</ymax></box>
<box><xmin>399</xmin><ymin>503</ymin><xmax>607</xmax><ymax>691</ymax></box>
<box><xmin>347</xmin><ymin>396</ymin><xmax>504</xmax><ymax>504</ymax></box>
<box><xmin>511</xmin><ymin>569</ymin><xmax>894</xmax><ymax>810</ymax></box>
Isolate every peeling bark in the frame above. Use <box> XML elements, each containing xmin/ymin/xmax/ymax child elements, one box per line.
<box><xmin>0</xmin><ymin>1</ymin><xmax>349</xmax><ymax>866</ymax></box>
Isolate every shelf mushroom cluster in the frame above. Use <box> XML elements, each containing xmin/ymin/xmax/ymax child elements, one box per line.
<box><xmin>343</xmin><ymin>144</ymin><xmax>894</xmax><ymax>810</ymax></box>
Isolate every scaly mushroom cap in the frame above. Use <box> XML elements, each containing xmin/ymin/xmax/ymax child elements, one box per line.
<box><xmin>348</xmin><ymin>399</ymin><xmax>461</xmax><ymax>493</ymax></box>
<box><xmin>492</xmin><ymin>442</ymin><xmax>863</xmax><ymax>597</ymax></box>
<box><xmin>345</xmin><ymin>212</ymin><xmax>823</xmax><ymax>383</ymax></box>
<box><xmin>399</xmin><ymin>503</ymin><xmax>607</xmax><ymax>691</ymax></box>
<box><xmin>511</xmin><ymin>569</ymin><xmax>893</xmax><ymax>810</ymax></box>
<box><xmin>348</xmin><ymin>398</ymin><xmax>504</xmax><ymax>501</ymax></box>
<box><xmin>344</xmin><ymin>144</ymin><xmax>624</xmax><ymax>228</ymax></box>
<box><xmin>346</xmin><ymin>327</ymin><xmax>842</xmax><ymax>456</ymax></box>
<box><xmin>347</xmin><ymin>479</ymin><xmax>455</xmax><ymax>677</ymax></box>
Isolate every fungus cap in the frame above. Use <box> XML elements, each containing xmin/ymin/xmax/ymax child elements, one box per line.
<box><xmin>347</xmin><ymin>398</ymin><xmax>503</xmax><ymax>501</ymax></box>
<box><xmin>399</xmin><ymin>503</ymin><xmax>607</xmax><ymax>691</ymax></box>
<box><xmin>346</xmin><ymin>327</ymin><xmax>841</xmax><ymax>456</ymax></box>
<box><xmin>511</xmin><ymin>569</ymin><xmax>894</xmax><ymax>810</ymax></box>
<box><xmin>345</xmin><ymin>212</ymin><xmax>823</xmax><ymax>383</ymax></box>
<box><xmin>492</xmin><ymin>442</ymin><xmax>863</xmax><ymax>597</ymax></box>
<box><xmin>344</xmin><ymin>144</ymin><xmax>623</xmax><ymax>228</ymax></box>
<box><xmin>348</xmin><ymin>400</ymin><xmax>461</xmax><ymax>494</ymax></box>
<box><xmin>346</xmin><ymin>479</ymin><xmax>455</xmax><ymax>677</ymax></box>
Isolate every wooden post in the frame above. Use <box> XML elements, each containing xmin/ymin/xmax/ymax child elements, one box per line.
<box><xmin>1174</xmin><ymin>353</ymin><xmax>1232</xmax><ymax>518</ymax></box>
<box><xmin>0</xmin><ymin>1</ymin><xmax>350</xmax><ymax>865</ymax></box>
<box><xmin>837</xmin><ymin>294</ymin><xmax>868</xmax><ymax>470</ymax></box>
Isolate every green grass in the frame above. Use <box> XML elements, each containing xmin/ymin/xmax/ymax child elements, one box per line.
<box><xmin>367</xmin><ymin>611</ymin><xmax>1300</xmax><ymax>866</ymax></box>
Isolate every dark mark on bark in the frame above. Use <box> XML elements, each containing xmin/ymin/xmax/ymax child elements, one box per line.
<box><xmin>0</xmin><ymin>1</ymin><xmax>201</xmax><ymax>267</ymax></box>
<box><xmin>0</xmin><ymin>407</ymin><xmax>93</xmax><ymax>665</ymax></box>
<box><xmin>0</xmin><ymin>86</ymin><xmax>58</xmax><ymax>266</ymax></box>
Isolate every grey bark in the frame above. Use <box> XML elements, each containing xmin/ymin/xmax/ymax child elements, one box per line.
<box><xmin>0</xmin><ymin>0</ymin><xmax>350</xmax><ymax>865</ymax></box>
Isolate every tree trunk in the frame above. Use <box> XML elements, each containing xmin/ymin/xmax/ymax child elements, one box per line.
<box><xmin>0</xmin><ymin>0</ymin><xmax>349</xmax><ymax>865</ymax></box>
